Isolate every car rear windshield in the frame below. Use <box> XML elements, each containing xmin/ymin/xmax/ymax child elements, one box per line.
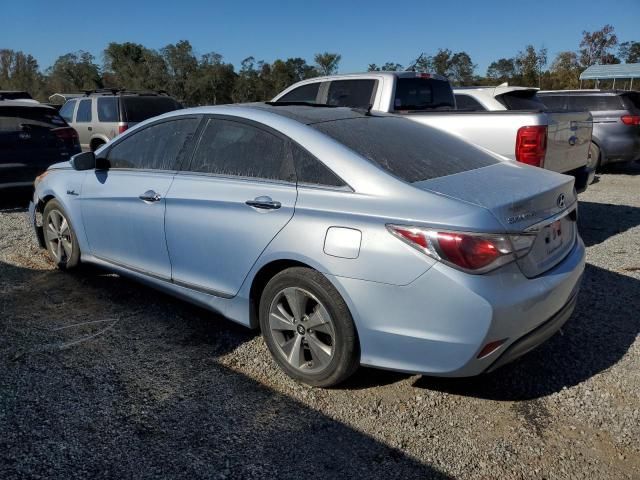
<box><xmin>393</xmin><ymin>78</ymin><xmax>455</xmax><ymax>111</ymax></box>
<box><xmin>570</xmin><ymin>95</ymin><xmax>625</xmax><ymax>111</ymax></box>
<box><xmin>495</xmin><ymin>90</ymin><xmax>546</xmax><ymax>110</ymax></box>
<box><xmin>0</xmin><ymin>91</ymin><xmax>33</xmax><ymax>100</ymax></box>
<box><xmin>0</xmin><ymin>106</ymin><xmax>67</xmax><ymax>131</ymax></box>
<box><xmin>312</xmin><ymin>116</ymin><xmax>499</xmax><ymax>183</ymax></box>
<box><xmin>122</xmin><ymin>96</ymin><xmax>182</xmax><ymax>123</ymax></box>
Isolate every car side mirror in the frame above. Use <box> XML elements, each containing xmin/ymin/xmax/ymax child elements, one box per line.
<box><xmin>70</xmin><ymin>151</ymin><xmax>95</xmax><ymax>171</ymax></box>
<box><xmin>95</xmin><ymin>155</ymin><xmax>110</xmax><ymax>170</ymax></box>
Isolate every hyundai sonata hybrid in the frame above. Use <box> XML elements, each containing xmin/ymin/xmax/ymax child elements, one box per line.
<box><xmin>29</xmin><ymin>103</ymin><xmax>585</xmax><ymax>387</ymax></box>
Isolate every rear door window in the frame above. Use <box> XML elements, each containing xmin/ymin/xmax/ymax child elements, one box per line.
<box><xmin>122</xmin><ymin>96</ymin><xmax>182</xmax><ymax>123</ymax></box>
<box><xmin>59</xmin><ymin>100</ymin><xmax>76</xmax><ymax>123</ymax></box>
<box><xmin>394</xmin><ymin>77</ymin><xmax>455</xmax><ymax>111</ymax></box>
<box><xmin>97</xmin><ymin>97</ymin><xmax>119</xmax><ymax>122</ymax></box>
<box><xmin>278</xmin><ymin>83</ymin><xmax>321</xmax><ymax>103</ymax></box>
<box><xmin>538</xmin><ymin>95</ymin><xmax>567</xmax><ymax>111</ymax></box>
<box><xmin>291</xmin><ymin>143</ymin><xmax>345</xmax><ymax>187</ymax></box>
<box><xmin>495</xmin><ymin>91</ymin><xmax>546</xmax><ymax>110</ymax></box>
<box><xmin>569</xmin><ymin>95</ymin><xmax>624</xmax><ymax>111</ymax></box>
<box><xmin>454</xmin><ymin>94</ymin><xmax>487</xmax><ymax>111</ymax></box>
<box><xmin>187</xmin><ymin>118</ymin><xmax>294</xmax><ymax>182</ymax></box>
<box><xmin>327</xmin><ymin>80</ymin><xmax>377</xmax><ymax>108</ymax></box>
<box><xmin>107</xmin><ymin>117</ymin><xmax>200</xmax><ymax>170</ymax></box>
<box><xmin>75</xmin><ymin>99</ymin><xmax>92</xmax><ymax>123</ymax></box>
<box><xmin>312</xmin><ymin>117</ymin><xmax>498</xmax><ymax>183</ymax></box>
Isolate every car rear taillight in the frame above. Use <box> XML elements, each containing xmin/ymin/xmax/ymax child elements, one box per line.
<box><xmin>118</xmin><ymin>123</ymin><xmax>129</xmax><ymax>134</ymax></box>
<box><xmin>387</xmin><ymin>225</ymin><xmax>535</xmax><ymax>274</ymax></box>
<box><xmin>515</xmin><ymin>125</ymin><xmax>547</xmax><ymax>168</ymax></box>
<box><xmin>53</xmin><ymin>127</ymin><xmax>78</xmax><ymax>140</ymax></box>
<box><xmin>621</xmin><ymin>115</ymin><xmax>640</xmax><ymax>126</ymax></box>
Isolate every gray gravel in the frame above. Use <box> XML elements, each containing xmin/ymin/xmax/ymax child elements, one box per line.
<box><xmin>1</xmin><ymin>163</ymin><xmax>639</xmax><ymax>479</ymax></box>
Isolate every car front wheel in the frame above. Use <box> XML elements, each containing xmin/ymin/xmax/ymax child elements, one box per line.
<box><xmin>43</xmin><ymin>199</ymin><xmax>80</xmax><ymax>270</ymax></box>
<box><xmin>259</xmin><ymin>267</ymin><xmax>359</xmax><ymax>387</ymax></box>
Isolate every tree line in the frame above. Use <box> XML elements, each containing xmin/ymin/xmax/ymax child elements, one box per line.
<box><xmin>1</xmin><ymin>25</ymin><xmax>638</xmax><ymax>105</ymax></box>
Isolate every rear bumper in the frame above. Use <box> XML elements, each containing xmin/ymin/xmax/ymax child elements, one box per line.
<box><xmin>486</xmin><ymin>289</ymin><xmax>578</xmax><ymax>372</ymax></box>
<box><xmin>599</xmin><ymin>131</ymin><xmax>640</xmax><ymax>164</ymax></box>
<box><xmin>329</xmin><ymin>236</ymin><xmax>586</xmax><ymax>377</ymax></box>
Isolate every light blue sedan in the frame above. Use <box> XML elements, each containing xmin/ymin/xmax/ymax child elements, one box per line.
<box><xmin>29</xmin><ymin>103</ymin><xmax>585</xmax><ymax>387</ymax></box>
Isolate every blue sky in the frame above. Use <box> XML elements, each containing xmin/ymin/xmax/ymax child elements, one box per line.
<box><xmin>2</xmin><ymin>0</ymin><xmax>639</xmax><ymax>74</ymax></box>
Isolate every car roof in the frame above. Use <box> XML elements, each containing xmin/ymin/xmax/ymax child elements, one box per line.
<box><xmin>0</xmin><ymin>99</ymin><xmax>53</xmax><ymax>109</ymax></box>
<box><xmin>538</xmin><ymin>89</ymin><xmax>631</xmax><ymax>96</ymax></box>
<box><xmin>239</xmin><ymin>103</ymin><xmax>386</xmax><ymax>125</ymax></box>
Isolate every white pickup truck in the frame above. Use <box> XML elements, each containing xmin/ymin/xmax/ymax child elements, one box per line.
<box><xmin>273</xmin><ymin>72</ymin><xmax>594</xmax><ymax>192</ymax></box>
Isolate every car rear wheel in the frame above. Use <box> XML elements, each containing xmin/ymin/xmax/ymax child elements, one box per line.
<box><xmin>43</xmin><ymin>199</ymin><xmax>80</xmax><ymax>270</ymax></box>
<box><xmin>259</xmin><ymin>267</ymin><xmax>359</xmax><ymax>387</ymax></box>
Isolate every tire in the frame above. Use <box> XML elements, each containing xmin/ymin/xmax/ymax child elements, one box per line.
<box><xmin>91</xmin><ymin>140</ymin><xmax>105</xmax><ymax>152</ymax></box>
<box><xmin>259</xmin><ymin>267</ymin><xmax>359</xmax><ymax>387</ymax></box>
<box><xmin>590</xmin><ymin>142</ymin><xmax>602</xmax><ymax>174</ymax></box>
<box><xmin>42</xmin><ymin>199</ymin><xmax>81</xmax><ymax>270</ymax></box>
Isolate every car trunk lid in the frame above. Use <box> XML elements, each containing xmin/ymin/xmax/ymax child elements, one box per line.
<box><xmin>413</xmin><ymin>162</ymin><xmax>578</xmax><ymax>277</ymax></box>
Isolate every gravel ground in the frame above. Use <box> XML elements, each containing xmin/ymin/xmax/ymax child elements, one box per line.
<box><xmin>1</xmin><ymin>163</ymin><xmax>639</xmax><ymax>479</ymax></box>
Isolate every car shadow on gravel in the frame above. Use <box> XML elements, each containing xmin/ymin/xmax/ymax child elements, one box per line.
<box><xmin>0</xmin><ymin>260</ymin><xmax>450</xmax><ymax>479</ymax></box>
<box><xmin>414</xmin><ymin>262</ymin><xmax>640</xmax><ymax>401</ymax></box>
<box><xmin>578</xmin><ymin>201</ymin><xmax>640</xmax><ymax>247</ymax></box>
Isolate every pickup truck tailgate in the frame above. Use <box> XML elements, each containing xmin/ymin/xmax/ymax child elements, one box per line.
<box><xmin>544</xmin><ymin>111</ymin><xmax>592</xmax><ymax>173</ymax></box>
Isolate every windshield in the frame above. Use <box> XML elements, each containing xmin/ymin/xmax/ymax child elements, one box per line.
<box><xmin>312</xmin><ymin>116</ymin><xmax>499</xmax><ymax>183</ymax></box>
<box><xmin>394</xmin><ymin>78</ymin><xmax>455</xmax><ymax>111</ymax></box>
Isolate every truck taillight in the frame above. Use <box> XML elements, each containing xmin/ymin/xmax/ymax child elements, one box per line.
<box><xmin>621</xmin><ymin>115</ymin><xmax>640</xmax><ymax>126</ymax></box>
<box><xmin>118</xmin><ymin>123</ymin><xmax>129</xmax><ymax>134</ymax></box>
<box><xmin>515</xmin><ymin>125</ymin><xmax>547</xmax><ymax>168</ymax></box>
<box><xmin>387</xmin><ymin>225</ymin><xmax>535</xmax><ymax>274</ymax></box>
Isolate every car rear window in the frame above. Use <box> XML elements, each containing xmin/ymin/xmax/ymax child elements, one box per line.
<box><xmin>394</xmin><ymin>78</ymin><xmax>455</xmax><ymax>111</ymax></box>
<box><xmin>122</xmin><ymin>96</ymin><xmax>182</xmax><ymax>123</ymax></box>
<box><xmin>570</xmin><ymin>95</ymin><xmax>625</xmax><ymax>111</ymax></box>
<box><xmin>0</xmin><ymin>106</ymin><xmax>67</xmax><ymax>131</ymax></box>
<box><xmin>538</xmin><ymin>95</ymin><xmax>566</xmax><ymax>111</ymax></box>
<box><xmin>495</xmin><ymin>91</ymin><xmax>546</xmax><ymax>110</ymax></box>
<box><xmin>0</xmin><ymin>91</ymin><xmax>33</xmax><ymax>100</ymax></box>
<box><xmin>622</xmin><ymin>93</ymin><xmax>640</xmax><ymax>111</ymax></box>
<box><xmin>312</xmin><ymin>116</ymin><xmax>499</xmax><ymax>183</ymax></box>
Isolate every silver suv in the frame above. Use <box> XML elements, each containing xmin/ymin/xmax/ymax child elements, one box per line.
<box><xmin>58</xmin><ymin>89</ymin><xmax>182</xmax><ymax>151</ymax></box>
<box><xmin>538</xmin><ymin>90</ymin><xmax>640</xmax><ymax>169</ymax></box>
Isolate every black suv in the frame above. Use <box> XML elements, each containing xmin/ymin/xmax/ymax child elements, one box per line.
<box><xmin>1</xmin><ymin>100</ymin><xmax>81</xmax><ymax>190</ymax></box>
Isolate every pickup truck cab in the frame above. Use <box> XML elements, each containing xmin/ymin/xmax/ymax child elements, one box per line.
<box><xmin>274</xmin><ymin>72</ymin><xmax>593</xmax><ymax>192</ymax></box>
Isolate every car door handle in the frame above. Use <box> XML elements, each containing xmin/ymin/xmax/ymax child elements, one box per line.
<box><xmin>139</xmin><ymin>190</ymin><xmax>162</xmax><ymax>203</ymax></box>
<box><xmin>245</xmin><ymin>196</ymin><xmax>281</xmax><ymax>210</ymax></box>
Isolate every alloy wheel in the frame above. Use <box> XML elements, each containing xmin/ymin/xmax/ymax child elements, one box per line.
<box><xmin>45</xmin><ymin>209</ymin><xmax>73</xmax><ymax>263</ymax></box>
<box><xmin>268</xmin><ymin>287</ymin><xmax>336</xmax><ymax>374</ymax></box>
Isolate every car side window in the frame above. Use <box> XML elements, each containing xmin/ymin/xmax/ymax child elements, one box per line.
<box><xmin>187</xmin><ymin>118</ymin><xmax>295</xmax><ymax>182</ymax></box>
<box><xmin>59</xmin><ymin>100</ymin><xmax>76</xmax><ymax>123</ymax></box>
<box><xmin>75</xmin><ymin>99</ymin><xmax>92</xmax><ymax>123</ymax></box>
<box><xmin>97</xmin><ymin>97</ymin><xmax>118</xmax><ymax>122</ymax></box>
<box><xmin>278</xmin><ymin>83</ymin><xmax>321</xmax><ymax>103</ymax></box>
<box><xmin>107</xmin><ymin>117</ymin><xmax>200</xmax><ymax>170</ymax></box>
<box><xmin>327</xmin><ymin>80</ymin><xmax>377</xmax><ymax>108</ymax></box>
<box><xmin>291</xmin><ymin>143</ymin><xmax>345</xmax><ymax>188</ymax></box>
<box><xmin>454</xmin><ymin>94</ymin><xmax>487</xmax><ymax>111</ymax></box>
